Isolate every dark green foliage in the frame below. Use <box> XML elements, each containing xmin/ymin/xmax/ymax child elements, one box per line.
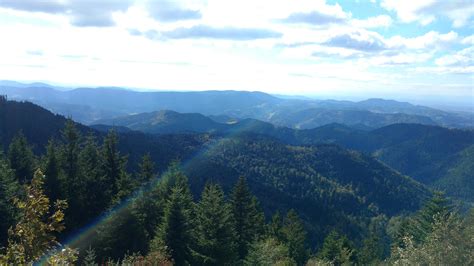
<box><xmin>357</xmin><ymin>215</ymin><xmax>390</xmax><ymax>264</ymax></box>
<box><xmin>78</xmin><ymin>135</ymin><xmax>108</xmax><ymax>218</ymax></box>
<box><xmin>0</xmin><ymin>155</ymin><xmax>19</xmax><ymax>246</ymax></box>
<box><xmin>2</xmin><ymin>99</ymin><xmax>473</xmax><ymax>265</ymax></box>
<box><xmin>151</xmin><ymin>184</ymin><xmax>195</xmax><ymax>265</ymax></box>
<box><xmin>281</xmin><ymin>210</ymin><xmax>309</xmax><ymax>265</ymax></box>
<box><xmin>194</xmin><ymin>184</ymin><xmax>237</xmax><ymax>265</ymax></box>
<box><xmin>43</xmin><ymin>140</ymin><xmax>61</xmax><ymax>202</ymax></box>
<box><xmin>267</xmin><ymin>211</ymin><xmax>284</xmax><ymax>240</ymax></box>
<box><xmin>230</xmin><ymin>176</ymin><xmax>265</xmax><ymax>260</ymax></box>
<box><xmin>137</xmin><ymin>153</ymin><xmax>155</xmax><ymax>184</ymax></box>
<box><xmin>317</xmin><ymin>230</ymin><xmax>356</xmax><ymax>265</ymax></box>
<box><xmin>403</xmin><ymin>191</ymin><xmax>453</xmax><ymax>244</ymax></box>
<box><xmin>8</xmin><ymin>132</ymin><xmax>35</xmax><ymax>182</ymax></box>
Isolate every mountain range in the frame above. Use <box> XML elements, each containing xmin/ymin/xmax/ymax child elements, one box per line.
<box><xmin>93</xmin><ymin>109</ymin><xmax>474</xmax><ymax>204</ymax></box>
<box><xmin>1</xmin><ymin>81</ymin><xmax>472</xmax><ymax>129</ymax></box>
<box><xmin>0</xmin><ymin>97</ymin><xmax>433</xmax><ymax>243</ymax></box>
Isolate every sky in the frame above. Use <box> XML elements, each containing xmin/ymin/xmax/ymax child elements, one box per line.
<box><xmin>0</xmin><ymin>0</ymin><xmax>472</xmax><ymax>106</ymax></box>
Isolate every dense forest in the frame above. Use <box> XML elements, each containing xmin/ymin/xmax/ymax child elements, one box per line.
<box><xmin>1</xmin><ymin>97</ymin><xmax>473</xmax><ymax>265</ymax></box>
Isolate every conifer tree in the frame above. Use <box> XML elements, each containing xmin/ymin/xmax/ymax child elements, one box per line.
<box><xmin>318</xmin><ymin>230</ymin><xmax>355</xmax><ymax>265</ymax></box>
<box><xmin>79</xmin><ymin>134</ymin><xmax>107</xmax><ymax>217</ymax></box>
<box><xmin>61</xmin><ymin>119</ymin><xmax>81</xmax><ymax>183</ymax></box>
<box><xmin>60</xmin><ymin>121</ymin><xmax>84</xmax><ymax>228</ymax></box>
<box><xmin>151</xmin><ymin>184</ymin><xmax>195</xmax><ymax>265</ymax></box>
<box><xmin>138</xmin><ymin>153</ymin><xmax>155</xmax><ymax>184</ymax></box>
<box><xmin>409</xmin><ymin>191</ymin><xmax>453</xmax><ymax>243</ymax></box>
<box><xmin>7</xmin><ymin>132</ymin><xmax>35</xmax><ymax>182</ymax></box>
<box><xmin>268</xmin><ymin>211</ymin><xmax>283</xmax><ymax>240</ymax></box>
<box><xmin>131</xmin><ymin>154</ymin><xmax>161</xmax><ymax>248</ymax></box>
<box><xmin>43</xmin><ymin>140</ymin><xmax>61</xmax><ymax>202</ymax></box>
<box><xmin>281</xmin><ymin>209</ymin><xmax>308</xmax><ymax>265</ymax></box>
<box><xmin>195</xmin><ymin>183</ymin><xmax>237</xmax><ymax>265</ymax></box>
<box><xmin>101</xmin><ymin>130</ymin><xmax>127</xmax><ymax>203</ymax></box>
<box><xmin>0</xmin><ymin>155</ymin><xmax>19</xmax><ymax>246</ymax></box>
<box><xmin>230</xmin><ymin>176</ymin><xmax>265</xmax><ymax>260</ymax></box>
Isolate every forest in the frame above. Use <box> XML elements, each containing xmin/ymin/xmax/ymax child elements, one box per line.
<box><xmin>0</xmin><ymin>100</ymin><xmax>473</xmax><ymax>265</ymax></box>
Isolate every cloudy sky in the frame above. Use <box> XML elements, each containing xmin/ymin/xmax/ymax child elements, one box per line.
<box><xmin>0</xmin><ymin>0</ymin><xmax>472</xmax><ymax>105</ymax></box>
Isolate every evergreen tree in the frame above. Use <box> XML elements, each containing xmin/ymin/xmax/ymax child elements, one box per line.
<box><xmin>195</xmin><ymin>183</ymin><xmax>237</xmax><ymax>265</ymax></box>
<box><xmin>83</xmin><ymin>246</ymin><xmax>97</xmax><ymax>266</ymax></box>
<box><xmin>281</xmin><ymin>209</ymin><xmax>308</xmax><ymax>265</ymax></box>
<box><xmin>59</xmin><ymin>120</ymin><xmax>83</xmax><ymax>228</ymax></box>
<box><xmin>79</xmin><ymin>134</ymin><xmax>107</xmax><ymax>218</ymax></box>
<box><xmin>230</xmin><ymin>176</ymin><xmax>265</xmax><ymax>260</ymax></box>
<box><xmin>138</xmin><ymin>153</ymin><xmax>156</xmax><ymax>184</ymax></box>
<box><xmin>409</xmin><ymin>191</ymin><xmax>453</xmax><ymax>243</ymax></box>
<box><xmin>318</xmin><ymin>230</ymin><xmax>355</xmax><ymax>265</ymax></box>
<box><xmin>268</xmin><ymin>211</ymin><xmax>283</xmax><ymax>240</ymax></box>
<box><xmin>358</xmin><ymin>216</ymin><xmax>388</xmax><ymax>264</ymax></box>
<box><xmin>358</xmin><ymin>233</ymin><xmax>383</xmax><ymax>265</ymax></box>
<box><xmin>150</xmin><ymin>184</ymin><xmax>195</xmax><ymax>265</ymax></box>
<box><xmin>7</xmin><ymin>132</ymin><xmax>35</xmax><ymax>182</ymax></box>
<box><xmin>43</xmin><ymin>140</ymin><xmax>61</xmax><ymax>202</ymax></box>
<box><xmin>244</xmin><ymin>237</ymin><xmax>296</xmax><ymax>266</ymax></box>
<box><xmin>101</xmin><ymin>130</ymin><xmax>126</xmax><ymax>203</ymax></box>
<box><xmin>61</xmin><ymin>119</ymin><xmax>81</xmax><ymax>184</ymax></box>
<box><xmin>0</xmin><ymin>155</ymin><xmax>19</xmax><ymax>247</ymax></box>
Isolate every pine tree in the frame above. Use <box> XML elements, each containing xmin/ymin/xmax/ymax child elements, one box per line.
<box><xmin>79</xmin><ymin>134</ymin><xmax>107</xmax><ymax>218</ymax></box>
<box><xmin>358</xmin><ymin>216</ymin><xmax>388</xmax><ymax>264</ymax></box>
<box><xmin>151</xmin><ymin>183</ymin><xmax>195</xmax><ymax>265</ymax></box>
<box><xmin>83</xmin><ymin>246</ymin><xmax>97</xmax><ymax>266</ymax></box>
<box><xmin>281</xmin><ymin>209</ymin><xmax>308</xmax><ymax>265</ymax></box>
<box><xmin>7</xmin><ymin>132</ymin><xmax>35</xmax><ymax>182</ymax></box>
<box><xmin>128</xmin><ymin>157</ymin><xmax>165</xmax><ymax>254</ymax></box>
<box><xmin>101</xmin><ymin>130</ymin><xmax>126</xmax><ymax>203</ymax></box>
<box><xmin>138</xmin><ymin>153</ymin><xmax>156</xmax><ymax>184</ymax></box>
<box><xmin>43</xmin><ymin>140</ymin><xmax>61</xmax><ymax>202</ymax></box>
<box><xmin>195</xmin><ymin>183</ymin><xmax>237</xmax><ymax>265</ymax></box>
<box><xmin>318</xmin><ymin>230</ymin><xmax>355</xmax><ymax>265</ymax></box>
<box><xmin>0</xmin><ymin>155</ymin><xmax>20</xmax><ymax>247</ymax></box>
<box><xmin>268</xmin><ymin>211</ymin><xmax>283</xmax><ymax>240</ymax></box>
<box><xmin>59</xmin><ymin>120</ymin><xmax>84</xmax><ymax>228</ymax></box>
<box><xmin>61</xmin><ymin>119</ymin><xmax>81</xmax><ymax>184</ymax></box>
<box><xmin>230</xmin><ymin>176</ymin><xmax>265</xmax><ymax>260</ymax></box>
<box><xmin>409</xmin><ymin>191</ymin><xmax>453</xmax><ymax>243</ymax></box>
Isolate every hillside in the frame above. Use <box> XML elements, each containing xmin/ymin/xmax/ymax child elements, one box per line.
<box><xmin>95</xmin><ymin>109</ymin><xmax>474</xmax><ymax>202</ymax></box>
<box><xmin>0</xmin><ymin>99</ymin><xmax>431</xmax><ymax>243</ymax></box>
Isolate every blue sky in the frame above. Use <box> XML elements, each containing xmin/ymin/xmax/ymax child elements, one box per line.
<box><xmin>0</xmin><ymin>0</ymin><xmax>472</xmax><ymax>107</ymax></box>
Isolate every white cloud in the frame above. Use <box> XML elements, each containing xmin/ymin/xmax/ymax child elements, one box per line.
<box><xmin>461</xmin><ymin>35</ymin><xmax>474</xmax><ymax>45</ymax></box>
<box><xmin>351</xmin><ymin>15</ymin><xmax>392</xmax><ymax>28</ymax></box>
<box><xmin>0</xmin><ymin>0</ymin><xmax>471</xmax><ymax>101</ymax></box>
<box><xmin>381</xmin><ymin>0</ymin><xmax>474</xmax><ymax>27</ymax></box>
<box><xmin>387</xmin><ymin>31</ymin><xmax>458</xmax><ymax>49</ymax></box>
<box><xmin>435</xmin><ymin>47</ymin><xmax>474</xmax><ymax>67</ymax></box>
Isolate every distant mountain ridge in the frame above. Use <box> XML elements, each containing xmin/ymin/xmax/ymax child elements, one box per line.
<box><xmin>1</xmin><ymin>81</ymin><xmax>472</xmax><ymax>128</ymax></box>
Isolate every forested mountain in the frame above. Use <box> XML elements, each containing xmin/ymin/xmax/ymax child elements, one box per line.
<box><xmin>267</xmin><ymin>108</ymin><xmax>437</xmax><ymax>129</ymax></box>
<box><xmin>95</xmin><ymin>108</ymin><xmax>474</xmax><ymax>203</ymax></box>
<box><xmin>0</xmin><ymin>99</ymin><xmax>431</xmax><ymax>244</ymax></box>
<box><xmin>1</xmin><ymin>82</ymin><xmax>472</xmax><ymax>128</ymax></box>
<box><xmin>1</xmin><ymin>98</ymin><xmax>473</xmax><ymax>265</ymax></box>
